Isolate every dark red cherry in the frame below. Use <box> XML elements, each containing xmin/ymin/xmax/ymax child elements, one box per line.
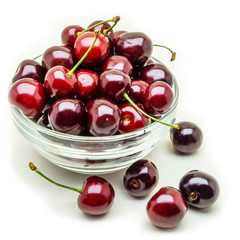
<box><xmin>146</xmin><ymin>187</ymin><xmax>188</xmax><ymax>228</ymax></box>
<box><xmin>143</xmin><ymin>81</ymin><xmax>174</xmax><ymax>117</ymax></box>
<box><xmin>74</xmin><ymin>32</ymin><xmax>110</xmax><ymax>66</ymax></box>
<box><xmin>48</xmin><ymin>98</ymin><xmax>86</xmax><ymax>135</ymax></box>
<box><xmin>99</xmin><ymin>69</ymin><xmax>131</xmax><ymax>104</ymax></box>
<box><xmin>61</xmin><ymin>25</ymin><xmax>85</xmax><ymax>47</ymax></box>
<box><xmin>75</xmin><ymin>69</ymin><xmax>99</xmax><ymax>102</ymax></box>
<box><xmin>115</xmin><ymin>32</ymin><xmax>153</xmax><ymax>66</ymax></box>
<box><xmin>86</xmin><ymin>98</ymin><xmax>120</xmax><ymax>136</ymax></box>
<box><xmin>179</xmin><ymin>170</ymin><xmax>220</xmax><ymax>209</ymax></box>
<box><xmin>102</xmin><ymin>55</ymin><xmax>133</xmax><ymax>76</ymax></box>
<box><xmin>12</xmin><ymin>59</ymin><xmax>45</xmax><ymax>84</ymax></box>
<box><xmin>78</xmin><ymin>176</ymin><xmax>115</xmax><ymax>215</ymax></box>
<box><xmin>111</xmin><ymin>30</ymin><xmax>127</xmax><ymax>53</ymax></box>
<box><xmin>8</xmin><ymin>78</ymin><xmax>45</xmax><ymax>118</ymax></box>
<box><xmin>44</xmin><ymin>65</ymin><xmax>78</xmax><ymax>99</ymax></box>
<box><xmin>123</xmin><ymin>159</ymin><xmax>159</xmax><ymax>197</ymax></box>
<box><xmin>128</xmin><ymin>80</ymin><xmax>149</xmax><ymax>106</ymax></box>
<box><xmin>42</xmin><ymin>45</ymin><xmax>76</xmax><ymax>71</ymax></box>
<box><xmin>119</xmin><ymin>103</ymin><xmax>151</xmax><ymax>134</ymax></box>
<box><xmin>170</xmin><ymin>121</ymin><xmax>203</xmax><ymax>154</ymax></box>
<box><xmin>138</xmin><ymin>63</ymin><xmax>173</xmax><ymax>87</ymax></box>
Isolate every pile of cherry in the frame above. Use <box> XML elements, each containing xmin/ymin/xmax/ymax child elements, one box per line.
<box><xmin>8</xmin><ymin>16</ymin><xmax>220</xmax><ymax>229</ymax></box>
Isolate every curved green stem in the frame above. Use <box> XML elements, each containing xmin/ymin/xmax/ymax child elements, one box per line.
<box><xmin>123</xmin><ymin>92</ymin><xmax>180</xmax><ymax>130</ymax></box>
<box><xmin>103</xmin><ymin>16</ymin><xmax>120</xmax><ymax>36</ymax></box>
<box><xmin>153</xmin><ymin>44</ymin><xmax>176</xmax><ymax>61</ymax></box>
<box><xmin>29</xmin><ymin>162</ymin><xmax>82</xmax><ymax>194</ymax></box>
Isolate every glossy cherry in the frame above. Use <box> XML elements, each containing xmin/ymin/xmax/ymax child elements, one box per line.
<box><xmin>8</xmin><ymin>78</ymin><xmax>45</xmax><ymax>118</ymax></box>
<box><xmin>146</xmin><ymin>186</ymin><xmax>188</xmax><ymax>228</ymax></box>
<box><xmin>111</xmin><ymin>30</ymin><xmax>127</xmax><ymax>53</ymax></box>
<box><xmin>99</xmin><ymin>69</ymin><xmax>131</xmax><ymax>104</ymax></box>
<box><xmin>115</xmin><ymin>32</ymin><xmax>153</xmax><ymax>66</ymax></box>
<box><xmin>170</xmin><ymin>121</ymin><xmax>203</xmax><ymax>154</ymax></box>
<box><xmin>138</xmin><ymin>63</ymin><xmax>173</xmax><ymax>87</ymax></box>
<box><xmin>86</xmin><ymin>98</ymin><xmax>120</xmax><ymax>136</ymax></box>
<box><xmin>143</xmin><ymin>81</ymin><xmax>174</xmax><ymax>117</ymax></box>
<box><xmin>179</xmin><ymin>170</ymin><xmax>220</xmax><ymax>209</ymax></box>
<box><xmin>12</xmin><ymin>59</ymin><xmax>45</xmax><ymax>84</ymax></box>
<box><xmin>61</xmin><ymin>25</ymin><xmax>85</xmax><ymax>47</ymax></box>
<box><xmin>119</xmin><ymin>103</ymin><xmax>151</xmax><ymax>134</ymax></box>
<box><xmin>29</xmin><ymin>163</ymin><xmax>114</xmax><ymax>216</ymax></box>
<box><xmin>42</xmin><ymin>45</ymin><xmax>76</xmax><ymax>71</ymax></box>
<box><xmin>48</xmin><ymin>98</ymin><xmax>86</xmax><ymax>135</ymax></box>
<box><xmin>123</xmin><ymin>159</ymin><xmax>159</xmax><ymax>197</ymax></box>
<box><xmin>44</xmin><ymin>65</ymin><xmax>78</xmax><ymax>99</ymax></box>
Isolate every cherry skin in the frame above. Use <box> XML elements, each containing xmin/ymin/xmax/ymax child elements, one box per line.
<box><xmin>143</xmin><ymin>81</ymin><xmax>174</xmax><ymax>117</ymax></box>
<box><xmin>138</xmin><ymin>63</ymin><xmax>173</xmax><ymax>87</ymax></box>
<box><xmin>61</xmin><ymin>25</ymin><xmax>85</xmax><ymax>47</ymax></box>
<box><xmin>123</xmin><ymin>159</ymin><xmax>159</xmax><ymax>197</ymax></box>
<box><xmin>102</xmin><ymin>55</ymin><xmax>133</xmax><ymax>76</ymax></box>
<box><xmin>48</xmin><ymin>98</ymin><xmax>86</xmax><ymax>135</ymax></box>
<box><xmin>12</xmin><ymin>59</ymin><xmax>45</xmax><ymax>84</ymax></box>
<box><xmin>42</xmin><ymin>45</ymin><xmax>76</xmax><ymax>71</ymax></box>
<box><xmin>8</xmin><ymin>78</ymin><xmax>45</xmax><ymax>118</ymax></box>
<box><xmin>99</xmin><ymin>69</ymin><xmax>131</xmax><ymax>104</ymax></box>
<box><xmin>74</xmin><ymin>31</ymin><xmax>110</xmax><ymax>66</ymax></box>
<box><xmin>179</xmin><ymin>170</ymin><xmax>220</xmax><ymax>209</ymax></box>
<box><xmin>119</xmin><ymin>103</ymin><xmax>151</xmax><ymax>134</ymax></box>
<box><xmin>78</xmin><ymin>176</ymin><xmax>115</xmax><ymax>215</ymax></box>
<box><xmin>146</xmin><ymin>186</ymin><xmax>188</xmax><ymax>228</ymax></box>
<box><xmin>115</xmin><ymin>32</ymin><xmax>153</xmax><ymax>66</ymax></box>
<box><xmin>75</xmin><ymin>69</ymin><xmax>99</xmax><ymax>102</ymax></box>
<box><xmin>44</xmin><ymin>65</ymin><xmax>78</xmax><ymax>99</ymax></box>
<box><xmin>111</xmin><ymin>30</ymin><xmax>127</xmax><ymax>54</ymax></box>
<box><xmin>170</xmin><ymin>121</ymin><xmax>203</xmax><ymax>154</ymax></box>
<box><xmin>86</xmin><ymin>98</ymin><xmax>120</xmax><ymax>136</ymax></box>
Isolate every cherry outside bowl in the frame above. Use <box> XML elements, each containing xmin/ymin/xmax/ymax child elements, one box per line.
<box><xmin>10</xmin><ymin>57</ymin><xmax>179</xmax><ymax>174</ymax></box>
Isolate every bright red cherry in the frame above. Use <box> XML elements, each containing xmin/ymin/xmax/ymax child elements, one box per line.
<box><xmin>119</xmin><ymin>103</ymin><xmax>150</xmax><ymax>134</ymax></box>
<box><xmin>146</xmin><ymin>187</ymin><xmax>188</xmax><ymax>228</ymax></box>
<box><xmin>48</xmin><ymin>98</ymin><xmax>86</xmax><ymax>135</ymax></box>
<box><xmin>86</xmin><ymin>98</ymin><xmax>120</xmax><ymax>136</ymax></box>
<box><xmin>143</xmin><ymin>81</ymin><xmax>174</xmax><ymax>117</ymax></box>
<box><xmin>44</xmin><ymin>65</ymin><xmax>78</xmax><ymax>99</ymax></box>
<box><xmin>61</xmin><ymin>25</ymin><xmax>85</xmax><ymax>47</ymax></box>
<box><xmin>74</xmin><ymin>32</ymin><xmax>110</xmax><ymax>66</ymax></box>
<box><xmin>102</xmin><ymin>55</ymin><xmax>133</xmax><ymax>76</ymax></box>
<box><xmin>8</xmin><ymin>78</ymin><xmax>45</xmax><ymax>118</ymax></box>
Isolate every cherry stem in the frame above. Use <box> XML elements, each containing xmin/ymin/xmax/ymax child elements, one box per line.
<box><xmin>123</xmin><ymin>92</ymin><xmax>180</xmax><ymax>130</ymax></box>
<box><xmin>67</xmin><ymin>30</ymin><xmax>100</xmax><ymax>78</ymax></box>
<box><xmin>103</xmin><ymin>16</ymin><xmax>120</xmax><ymax>36</ymax></box>
<box><xmin>77</xmin><ymin>16</ymin><xmax>120</xmax><ymax>36</ymax></box>
<box><xmin>153</xmin><ymin>44</ymin><xmax>176</xmax><ymax>61</ymax></box>
<box><xmin>29</xmin><ymin>162</ymin><xmax>82</xmax><ymax>194</ymax></box>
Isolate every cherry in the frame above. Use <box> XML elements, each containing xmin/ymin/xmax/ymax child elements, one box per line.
<box><xmin>12</xmin><ymin>59</ymin><xmax>45</xmax><ymax>84</ymax></box>
<box><xmin>138</xmin><ymin>63</ymin><xmax>173</xmax><ymax>87</ymax></box>
<box><xmin>143</xmin><ymin>81</ymin><xmax>174</xmax><ymax>117</ymax></box>
<box><xmin>99</xmin><ymin>69</ymin><xmax>131</xmax><ymax>104</ymax></box>
<box><xmin>61</xmin><ymin>25</ymin><xmax>85</xmax><ymax>47</ymax></box>
<box><xmin>123</xmin><ymin>159</ymin><xmax>159</xmax><ymax>197</ymax></box>
<box><xmin>114</xmin><ymin>32</ymin><xmax>153</xmax><ymax>66</ymax></box>
<box><xmin>119</xmin><ymin>103</ymin><xmax>150</xmax><ymax>134</ymax></box>
<box><xmin>42</xmin><ymin>45</ymin><xmax>76</xmax><ymax>71</ymax></box>
<box><xmin>48</xmin><ymin>98</ymin><xmax>86</xmax><ymax>135</ymax></box>
<box><xmin>179</xmin><ymin>170</ymin><xmax>220</xmax><ymax>209</ymax></box>
<box><xmin>102</xmin><ymin>55</ymin><xmax>133</xmax><ymax>76</ymax></box>
<box><xmin>75</xmin><ymin>69</ymin><xmax>99</xmax><ymax>102</ymax></box>
<box><xmin>29</xmin><ymin>163</ymin><xmax>114</xmax><ymax>216</ymax></box>
<box><xmin>146</xmin><ymin>186</ymin><xmax>188</xmax><ymax>228</ymax></box>
<box><xmin>111</xmin><ymin>30</ymin><xmax>127</xmax><ymax>53</ymax></box>
<box><xmin>170</xmin><ymin>121</ymin><xmax>203</xmax><ymax>154</ymax></box>
<box><xmin>8</xmin><ymin>78</ymin><xmax>45</xmax><ymax>118</ymax></box>
<box><xmin>44</xmin><ymin>65</ymin><xmax>78</xmax><ymax>99</ymax></box>
<box><xmin>86</xmin><ymin>98</ymin><xmax>120</xmax><ymax>136</ymax></box>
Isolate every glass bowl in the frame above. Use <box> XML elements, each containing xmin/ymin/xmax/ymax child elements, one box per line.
<box><xmin>10</xmin><ymin>59</ymin><xmax>179</xmax><ymax>174</ymax></box>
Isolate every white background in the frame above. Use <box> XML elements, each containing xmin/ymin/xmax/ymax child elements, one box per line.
<box><xmin>1</xmin><ymin>0</ymin><xmax>240</xmax><ymax>239</ymax></box>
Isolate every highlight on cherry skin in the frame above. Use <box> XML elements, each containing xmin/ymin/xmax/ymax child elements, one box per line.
<box><xmin>29</xmin><ymin>162</ymin><xmax>115</xmax><ymax>216</ymax></box>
